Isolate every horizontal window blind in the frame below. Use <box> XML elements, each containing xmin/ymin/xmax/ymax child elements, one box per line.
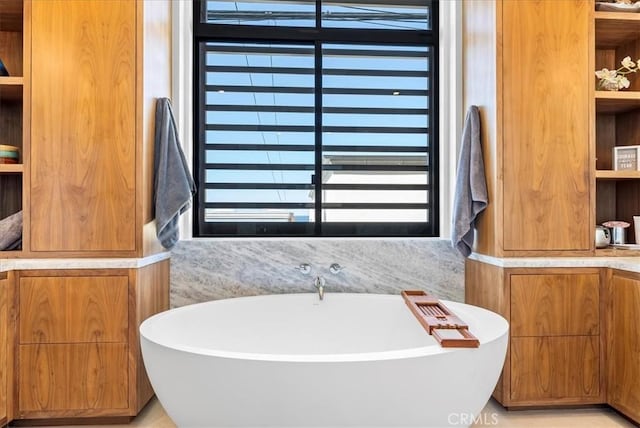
<box><xmin>194</xmin><ymin>0</ymin><xmax>438</xmax><ymax>237</ymax></box>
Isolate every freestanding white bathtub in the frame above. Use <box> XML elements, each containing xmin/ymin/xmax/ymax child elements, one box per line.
<box><xmin>140</xmin><ymin>293</ymin><xmax>508</xmax><ymax>428</ymax></box>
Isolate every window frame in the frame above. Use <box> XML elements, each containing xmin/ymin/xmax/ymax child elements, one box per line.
<box><xmin>192</xmin><ymin>0</ymin><xmax>439</xmax><ymax>237</ymax></box>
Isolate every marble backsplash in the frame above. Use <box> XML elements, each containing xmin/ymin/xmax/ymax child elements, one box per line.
<box><xmin>169</xmin><ymin>239</ymin><xmax>465</xmax><ymax>308</ymax></box>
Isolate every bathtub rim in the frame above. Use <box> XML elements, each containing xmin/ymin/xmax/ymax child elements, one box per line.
<box><xmin>140</xmin><ymin>293</ymin><xmax>509</xmax><ymax>363</ymax></box>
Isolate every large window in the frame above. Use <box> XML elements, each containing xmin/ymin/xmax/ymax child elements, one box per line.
<box><xmin>193</xmin><ymin>0</ymin><xmax>438</xmax><ymax>237</ymax></box>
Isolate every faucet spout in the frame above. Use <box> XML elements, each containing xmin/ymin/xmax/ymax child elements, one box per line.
<box><xmin>314</xmin><ymin>276</ymin><xmax>326</xmax><ymax>301</ymax></box>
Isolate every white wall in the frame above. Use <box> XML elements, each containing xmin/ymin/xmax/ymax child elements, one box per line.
<box><xmin>171</xmin><ymin>0</ymin><xmax>463</xmax><ymax>239</ymax></box>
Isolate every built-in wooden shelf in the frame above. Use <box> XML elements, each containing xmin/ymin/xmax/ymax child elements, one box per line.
<box><xmin>0</xmin><ymin>77</ymin><xmax>23</xmax><ymax>101</ymax></box>
<box><xmin>0</xmin><ymin>0</ymin><xmax>22</xmax><ymax>32</ymax></box>
<box><xmin>595</xmin><ymin>11</ymin><xmax>640</xmax><ymax>48</ymax></box>
<box><xmin>596</xmin><ymin>170</ymin><xmax>640</xmax><ymax>180</ymax></box>
<box><xmin>596</xmin><ymin>91</ymin><xmax>640</xmax><ymax>114</ymax></box>
<box><xmin>596</xmin><ymin>247</ymin><xmax>640</xmax><ymax>257</ymax></box>
<box><xmin>0</xmin><ymin>164</ymin><xmax>22</xmax><ymax>174</ymax></box>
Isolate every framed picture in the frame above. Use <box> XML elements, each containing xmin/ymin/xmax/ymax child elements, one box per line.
<box><xmin>613</xmin><ymin>145</ymin><xmax>640</xmax><ymax>170</ymax></box>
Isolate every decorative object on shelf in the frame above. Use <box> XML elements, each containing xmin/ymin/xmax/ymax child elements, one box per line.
<box><xmin>634</xmin><ymin>216</ymin><xmax>640</xmax><ymax>244</ymax></box>
<box><xmin>595</xmin><ymin>0</ymin><xmax>640</xmax><ymax>12</ymax></box>
<box><xmin>603</xmin><ymin>220</ymin><xmax>630</xmax><ymax>245</ymax></box>
<box><xmin>0</xmin><ymin>144</ymin><xmax>19</xmax><ymax>164</ymax></box>
<box><xmin>595</xmin><ymin>225</ymin><xmax>611</xmax><ymax>248</ymax></box>
<box><xmin>0</xmin><ymin>58</ymin><xmax>8</xmax><ymax>76</ymax></box>
<box><xmin>596</xmin><ymin>56</ymin><xmax>640</xmax><ymax>90</ymax></box>
<box><xmin>613</xmin><ymin>145</ymin><xmax>640</xmax><ymax>170</ymax></box>
<box><xmin>0</xmin><ymin>210</ymin><xmax>22</xmax><ymax>251</ymax></box>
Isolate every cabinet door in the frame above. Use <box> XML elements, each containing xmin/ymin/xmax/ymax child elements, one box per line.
<box><xmin>18</xmin><ymin>343</ymin><xmax>128</xmax><ymax>412</ymax></box>
<box><xmin>607</xmin><ymin>271</ymin><xmax>640</xmax><ymax>422</ymax></box>
<box><xmin>511</xmin><ymin>336</ymin><xmax>600</xmax><ymax>402</ymax></box>
<box><xmin>0</xmin><ymin>274</ymin><xmax>8</xmax><ymax>425</ymax></box>
<box><xmin>511</xmin><ymin>273</ymin><xmax>600</xmax><ymax>336</ymax></box>
<box><xmin>502</xmin><ymin>0</ymin><xmax>591</xmax><ymax>251</ymax></box>
<box><xmin>30</xmin><ymin>0</ymin><xmax>136</xmax><ymax>252</ymax></box>
<box><xmin>19</xmin><ymin>275</ymin><xmax>128</xmax><ymax>344</ymax></box>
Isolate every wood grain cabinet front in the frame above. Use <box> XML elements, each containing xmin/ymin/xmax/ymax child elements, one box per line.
<box><xmin>606</xmin><ymin>270</ymin><xmax>640</xmax><ymax>423</ymax></box>
<box><xmin>510</xmin><ymin>274</ymin><xmax>600</xmax><ymax>337</ymax></box>
<box><xmin>14</xmin><ymin>262</ymin><xmax>170</xmax><ymax>422</ymax></box>
<box><xmin>29</xmin><ymin>0</ymin><xmax>136</xmax><ymax>253</ymax></box>
<box><xmin>510</xmin><ymin>336</ymin><xmax>600</xmax><ymax>402</ymax></box>
<box><xmin>507</xmin><ymin>272</ymin><xmax>603</xmax><ymax>406</ymax></box>
<box><xmin>16</xmin><ymin>272</ymin><xmax>130</xmax><ymax>419</ymax></box>
<box><xmin>0</xmin><ymin>273</ymin><xmax>9</xmax><ymax>426</ymax></box>
<box><xmin>18</xmin><ymin>343</ymin><xmax>128</xmax><ymax>413</ymax></box>
<box><xmin>19</xmin><ymin>275</ymin><xmax>128</xmax><ymax>344</ymax></box>
<box><xmin>463</xmin><ymin>0</ymin><xmax>592</xmax><ymax>256</ymax></box>
<box><xmin>465</xmin><ymin>261</ymin><xmax>605</xmax><ymax>408</ymax></box>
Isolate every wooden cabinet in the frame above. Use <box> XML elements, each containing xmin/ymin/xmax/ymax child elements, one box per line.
<box><xmin>0</xmin><ymin>272</ymin><xmax>9</xmax><ymax>426</ymax></box>
<box><xmin>594</xmin><ymin>12</ymin><xmax>640</xmax><ymax>248</ymax></box>
<box><xmin>605</xmin><ymin>269</ymin><xmax>640</xmax><ymax>422</ymax></box>
<box><xmin>29</xmin><ymin>0</ymin><xmax>136</xmax><ymax>253</ymax></box>
<box><xmin>15</xmin><ymin>262</ymin><xmax>169</xmax><ymax>422</ymax></box>
<box><xmin>17</xmin><ymin>272</ymin><xmax>130</xmax><ymax>417</ymax></box>
<box><xmin>0</xmin><ymin>0</ymin><xmax>171</xmax><ymax>257</ymax></box>
<box><xmin>463</xmin><ymin>0</ymin><xmax>592</xmax><ymax>256</ymax></box>
<box><xmin>0</xmin><ymin>0</ymin><xmax>173</xmax><ymax>424</ymax></box>
<box><xmin>0</xmin><ymin>0</ymin><xmax>28</xmax><ymax>254</ymax></box>
<box><xmin>509</xmin><ymin>273</ymin><xmax>602</xmax><ymax>404</ymax></box>
<box><xmin>466</xmin><ymin>261</ymin><xmax>605</xmax><ymax>407</ymax></box>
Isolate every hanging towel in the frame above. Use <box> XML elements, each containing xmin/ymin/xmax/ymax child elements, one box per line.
<box><xmin>451</xmin><ymin>106</ymin><xmax>488</xmax><ymax>257</ymax></box>
<box><xmin>154</xmin><ymin>98</ymin><xmax>196</xmax><ymax>249</ymax></box>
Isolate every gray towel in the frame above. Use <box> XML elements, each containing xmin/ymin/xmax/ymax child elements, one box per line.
<box><xmin>154</xmin><ymin>98</ymin><xmax>196</xmax><ymax>249</ymax></box>
<box><xmin>451</xmin><ymin>106</ymin><xmax>488</xmax><ymax>257</ymax></box>
<box><xmin>0</xmin><ymin>210</ymin><xmax>22</xmax><ymax>250</ymax></box>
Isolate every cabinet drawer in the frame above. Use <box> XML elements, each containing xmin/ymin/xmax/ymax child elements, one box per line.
<box><xmin>18</xmin><ymin>343</ymin><xmax>128</xmax><ymax>412</ymax></box>
<box><xmin>511</xmin><ymin>273</ymin><xmax>599</xmax><ymax>336</ymax></box>
<box><xmin>19</xmin><ymin>276</ymin><xmax>128</xmax><ymax>344</ymax></box>
<box><xmin>510</xmin><ymin>336</ymin><xmax>600</xmax><ymax>402</ymax></box>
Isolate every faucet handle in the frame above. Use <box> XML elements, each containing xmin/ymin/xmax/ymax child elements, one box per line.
<box><xmin>329</xmin><ymin>263</ymin><xmax>344</xmax><ymax>274</ymax></box>
<box><xmin>296</xmin><ymin>263</ymin><xmax>312</xmax><ymax>275</ymax></box>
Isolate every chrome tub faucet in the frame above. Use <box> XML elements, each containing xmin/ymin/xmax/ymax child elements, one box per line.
<box><xmin>314</xmin><ymin>275</ymin><xmax>326</xmax><ymax>301</ymax></box>
<box><xmin>296</xmin><ymin>262</ymin><xmax>345</xmax><ymax>301</ymax></box>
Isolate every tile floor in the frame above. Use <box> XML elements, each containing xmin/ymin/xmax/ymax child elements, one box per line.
<box><xmin>11</xmin><ymin>397</ymin><xmax>634</xmax><ymax>428</ymax></box>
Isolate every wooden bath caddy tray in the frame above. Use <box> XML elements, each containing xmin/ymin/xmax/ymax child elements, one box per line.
<box><xmin>401</xmin><ymin>290</ymin><xmax>479</xmax><ymax>348</ymax></box>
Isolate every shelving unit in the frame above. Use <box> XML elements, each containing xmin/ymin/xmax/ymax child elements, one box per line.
<box><xmin>595</xmin><ymin>91</ymin><xmax>640</xmax><ymax>114</ymax></box>
<box><xmin>596</xmin><ymin>170</ymin><xmax>640</xmax><ymax>179</ymax></box>
<box><xmin>0</xmin><ymin>0</ymin><xmax>25</xmax><ymax>253</ymax></box>
<box><xmin>594</xmin><ymin>11</ymin><xmax>640</xmax><ymax>245</ymax></box>
<box><xmin>0</xmin><ymin>77</ymin><xmax>23</xmax><ymax>101</ymax></box>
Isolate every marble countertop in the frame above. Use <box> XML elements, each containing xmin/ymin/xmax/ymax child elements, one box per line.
<box><xmin>470</xmin><ymin>253</ymin><xmax>640</xmax><ymax>273</ymax></box>
<box><xmin>0</xmin><ymin>252</ymin><xmax>170</xmax><ymax>272</ymax></box>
